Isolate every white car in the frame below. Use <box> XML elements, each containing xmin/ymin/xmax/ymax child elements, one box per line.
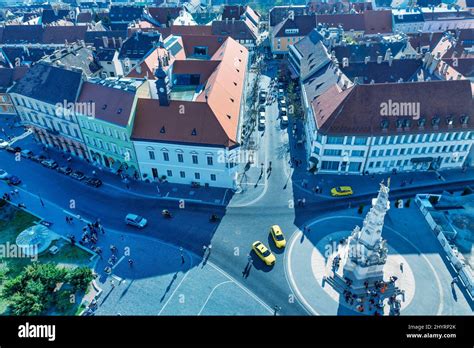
<box><xmin>281</xmin><ymin>114</ymin><xmax>289</xmax><ymax>125</ymax></box>
<box><xmin>125</xmin><ymin>214</ymin><xmax>148</xmax><ymax>228</ymax></box>
<box><xmin>0</xmin><ymin>169</ymin><xmax>9</xmax><ymax>179</ymax></box>
<box><xmin>258</xmin><ymin>116</ymin><xmax>266</xmax><ymax>129</ymax></box>
<box><xmin>0</xmin><ymin>139</ymin><xmax>8</xmax><ymax>149</ymax></box>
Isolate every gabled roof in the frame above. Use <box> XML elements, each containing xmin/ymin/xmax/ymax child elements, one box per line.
<box><xmin>110</xmin><ymin>5</ymin><xmax>144</xmax><ymax>23</ymax></box>
<box><xmin>0</xmin><ymin>66</ymin><xmax>28</xmax><ymax>92</ymax></box>
<box><xmin>211</xmin><ymin>20</ymin><xmax>257</xmax><ymax>41</ymax></box>
<box><xmin>147</xmin><ymin>7</ymin><xmax>181</xmax><ymax>26</ymax></box>
<box><xmin>132</xmin><ymin>37</ymin><xmax>248</xmax><ymax>148</ymax></box>
<box><xmin>78</xmin><ymin>82</ymin><xmax>136</xmax><ymax>126</ymax></box>
<box><xmin>9</xmin><ymin>63</ymin><xmax>82</xmax><ymax>105</ymax></box>
<box><xmin>42</xmin><ymin>26</ymin><xmax>87</xmax><ymax>44</ymax></box>
<box><xmin>118</xmin><ymin>32</ymin><xmax>161</xmax><ymax>60</ymax></box>
<box><xmin>334</xmin><ymin>41</ymin><xmax>415</xmax><ymax>63</ymax></box>
<box><xmin>316</xmin><ymin>10</ymin><xmax>392</xmax><ymax>34</ymax></box>
<box><xmin>1</xmin><ymin>47</ymin><xmax>55</xmax><ymax>67</ymax></box>
<box><xmin>340</xmin><ymin>59</ymin><xmax>423</xmax><ymax>83</ymax></box>
<box><xmin>41</xmin><ymin>9</ymin><xmax>70</xmax><ymax>24</ymax></box>
<box><xmin>0</xmin><ymin>25</ymin><xmax>43</xmax><ymax>44</ymax></box>
<box><xmin>313</xmin><ymin>80</ymin><xmax>473</xmax><ymax>136</ymax></box>
<box><xmin>270</xmin><ymin>5</ymin><xmax>308</xmax><ymax>27</ymax></box>
<box><xmin>273</xmin><ymin>15</ymin><xmax>317</xmax><ymax>38</ymax></box>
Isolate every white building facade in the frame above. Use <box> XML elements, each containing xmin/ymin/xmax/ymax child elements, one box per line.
<box><xmin>133</xmin><ymin>141</ymin><xmax>241</xmax><ymax>188</ymax></box>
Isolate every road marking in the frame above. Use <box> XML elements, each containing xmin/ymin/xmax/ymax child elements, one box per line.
<box><xmin>111</xmin><ymin>255</ymin><xmax>125</xmax><ymax>270</ymax></box>
<box><xmin>197</xmin><ymin>280</ymin><xmax>233</xmax><ymax>315</ymax></box>
<box><xmin>207</xmin><ymin>261</ymin><xmax>273</xmax><ymax>314</ymax></box>
<box><xmin>157</xmin><ymin>271</ymin><xmax>191</xmax><ymax>316</ymax></box>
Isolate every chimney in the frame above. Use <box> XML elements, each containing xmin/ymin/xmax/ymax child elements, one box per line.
<box><xmin>232</xmin><ymin>17</ymin><xmax>235</xmax><ymax>24</ymax></box>
<box><xmin>384</xmin><ymin>48</ymin><xmax>391</xmax><ymax>61</ymax></box>
<box><xmin>429</xmin><ymin>32</ymin><xmax>433</xmax><ymax>42</ymax></box>
<box><xmin>364</xmin><ymin>56</ymin><xmax>370</xmax><ymax>64</ymax></box>
<box><xmin>118</xmin><ymin>37</ymin><xmax>123</xmax><ymax>46</ymax></box>
<box><xmin>388</xmin><ymin>55</ymin><xmax>393</xmax><ymax>66</ymax></box>
<box><xmin>342</xmin><ymin>57</ymin><xmax>348</xmax><ymax>67</ymax></box>
<box><xmin>226</xmin><ymin>17</ymin><xmax>228</xmax><ymax>24</ymax></box>
<box><xmin>377</xmin><ymin>55</ymin><xmax>382</xmax><ymax>64</ymax></box>
<box><xmin>102</xmin><ymin>36</ymin><xmax>108</xmax><ymax>48</ymax></box>
<box><xmin>370</xmin><ymin>79</ymin><xmax>375</xmax><ymax>84</ymax></box>
<box><xmin>112</xmin><ymin>36</ymin><xmax>116</xmax><ymax>48</ymax></box>
<box><xmin>457</xmin><ymin>74</ymin><xmax>462</xmax><ymax>80</ymax></box>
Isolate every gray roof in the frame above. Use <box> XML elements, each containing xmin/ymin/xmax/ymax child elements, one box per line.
<box><xmin>9</xmin><ymin>63</ymin><xmax>82</xmax><ymax>105</ymax></box>
<box><xmin>293</xmin><ymin>29</ymin><xmax>330</xmax><ymax>80</ymax></box>
<box><xmin>303</xmin><ymin>61</ymin><xmax>343</xmax><ymax>103</ymax></box>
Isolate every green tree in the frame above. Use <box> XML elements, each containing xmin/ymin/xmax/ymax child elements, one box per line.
<box><xmin>66</xmin><ymin>267</ymin><xmax>93</xmax><ymax>292</ymax></box>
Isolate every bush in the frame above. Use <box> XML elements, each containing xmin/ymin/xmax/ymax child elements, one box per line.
<box><xmin>358</xmin><ymin>204</ymin><xmax>364</xmax><ymax>214</ymax></box>
<box><xmin>65</xmin><ymin>267</ymin><xmax>93</xmax><ymax>292</ymax></box>
<box><xmin>56</xmin><ymin>290</ymin><xmax>74</xmax><ymax>312</ymax></box>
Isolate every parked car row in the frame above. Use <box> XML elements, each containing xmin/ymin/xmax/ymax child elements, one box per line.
<box><xmin>0</xmin><ymin>168</ymin><xmax>21</xmax><ymax>186</ymax></box>
<box><xmin>1</xmin><ymin>145</ymin><xmax>102</xmax><ymax>188</ymax></box>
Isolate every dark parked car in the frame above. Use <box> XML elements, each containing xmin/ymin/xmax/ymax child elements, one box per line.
<box><xmin>31</xmin><ymin>154</ymin><xmax>46</xmax><ymax>163</ymax></box>
<box><xmin>85</xmin><ymin>178</ymin><xmax>102</xmax><ymax>188</ymax></box>
<box><xmin>57</xmin><ymin>166</ymin><xmax>72</xmax><ymax>175</ymax></box>
<box><xmin>41</xmin><ymin>159</ymin><xmax>58</xmax><ymax>169</ymax></box>
<box><xmin>70</xmin><ymin>171</ymin><xmax>85</xmax><ymax>181</ymax></box>
<box><xmin>20</xmin><ymin>149</ymin><xmax>33</xmax><ymax>158</ymax></box>
<box><xmin>6</xmin><ymin>175</ymin><xmax>21</xmax><ymax>185</ymax></box>
<box><xmin>6</xmin><ymin>146</ymin><xmax>21</xmax><ymax>153</ymax></box>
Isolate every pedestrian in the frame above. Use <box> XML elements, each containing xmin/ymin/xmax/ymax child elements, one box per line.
<box><xmin>181</xmin><ymin>254</ymin><xmax>185</xmax><ymax>264</ymax></box>
<box><xmin>128</xmin><ymin>259</ymin><xmax>133</xmax><ymax>267</ymax></box>
<box><xmin>400</xmin><ymin>262</ymin><xmax>404</xmax><ymax>273</ymax></box>
<box><xmin>100</xmin><ymin>226</ymin><xmax>105</xmax><ymax>234</ymax></box>
<box><xmin>65</xmin><ymin>216</ymin><xmax>69</xmax><ymax>224</ymax></box>
<box><xmin>39</xmin><ymin>197</ymin><xmax>45</xmax><ymax>207</ymax></box>
<box><xmin>207</xmin><ymin>244</ymin><xmax>212</xmax><ymax>254</ymax></box>
<box><xmin>302</xmin><ymin>198</ymin><xmax>306</xmax><ymax>207</ymax></box>
<box><xmin>203</xmin><ymin>245</ymin><xmax>207</xmax><ymax>254</ymax></box>
<box><xmin>110</xmin><ymin>280</ymin><xmax>115</xmax><ymax>288</ymax></box>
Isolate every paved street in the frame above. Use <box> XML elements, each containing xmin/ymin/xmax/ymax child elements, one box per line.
<box><xmin>1</xmin><ymin>58</ymin><xmax>473</xmax><ymax>315</ymax></box>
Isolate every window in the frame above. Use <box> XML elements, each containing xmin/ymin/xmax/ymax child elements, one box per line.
<box><xmin>178</xmin><ymin>154</ymin><xmax>184</xmax><ymax>162</ymax></box>
<box><xmin>163</xmin><ymin>152</ymin><xmax>169</xmax><ymax>161</ymax></box>
<box><xmin>149</xmin><ymin>151</ymin><xmax>155</xmax><ymax>160</ymax></box>
<box><xmin>210</xmin><ymin>174</ymin><xmax>216</xmax><ymax>181</ymax></box>
<box><xmin>414</xmin><ymin>148</ymin><xmax>420</xmax><ymax>154</ymax></box>
<box><xmin>180</xmin><ymin>171</ymin><xmax>186</xmax><ymax>178</ymax></box>
<box><xmin>393</xmin><ymin>149</ymin><xmax>399</xmax><ymax>156</ymax></box>
<box><xmin>375</xmin><ymin>161</ymin><xmax>381</xmax><ymax>168</ymax></box>
<box><xmin>354</xmin><ymin>137</ymin><xmax>367</xmax><ymax>145</ymax></box>
<box><xmin>368</xmin><ymin>162</ymin><xmax>374</xmax><ymax>168</ymax></box>
<box><xmin>326</xmin><ymin>136</ymin><xmax>344</xmax><ymax>144</ymax></box>
<box><xmin>194</xmin><ymin>172</ymin><xmax>200</xmax><ymax>180</ymax></box>
<box><xmin>167</xmin><ymin>170</ymin><xmax>173</xmax><ymax>177</ymax></box>
<box><xmin>324</xmin><ymin>149</ymin><xmax>342</xmax><ymax>156</ymax></box>
<box><xmin>371</xmin><ymin>150</ymin><xmax>377</xmax><ymax>157</ymax></box>
<box><xmin>407</xmin><ymin>148</ymin><xmax>412</xmax><ymax>155</ymax></box>
<box><xmin>385</xmin><ymin>149</ymin><xmax>391</xmax><ymax>156</ymax></box>
<box><xmin>192</xmin><ymin>155</ymin><xmax>198</xmax><ymax>164</ymax></box>
<box><xmin>321</xmin><ymin>161</ymin><xmax>339</xmax><ymax>171</ymax></box>
<box><xmin>351</xmin><ymin>150</ymin><xmax>365</xmax><ymax>157</ymax></box>
<box><xmin>207</xmin><ymin>156</ymin><xmax>213</xmax><ymax>166</ymax></box>
<box><xmin>378</xmin><ymin>150</ymin><xmax>384</xmax><ymax>157</ymax></box>
<box><xmin>348</xmin><ymin>162</ymin><xmax>362</xmax><ymax>172</ymax></box>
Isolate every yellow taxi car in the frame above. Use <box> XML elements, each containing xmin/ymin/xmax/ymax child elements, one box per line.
<box><xmin>330</xmin><ymin>186</ymin><xmax>354</xmax><ymax>197</ymax></box>
<box><xmin>269</xmin><ymin>225</ymin><xmax>286</xmax><ymax>249</ymax></box>
<box><xmin>252</xmin><ymin>241</ymin><xmax>276</xmax><ymax>266</ymax></box>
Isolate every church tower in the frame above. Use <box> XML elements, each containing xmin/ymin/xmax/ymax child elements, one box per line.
<box><xmin>154</xmin><ymin>57</ymin><xmax>170</xmax><ymax>106</ymax></box>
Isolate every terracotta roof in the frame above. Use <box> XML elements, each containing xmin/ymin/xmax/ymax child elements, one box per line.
<box><xmin>172</xmin><ymin>60</ymin><xmax>220</xmax><ymax>84</ymax></box>
<box><xmin>270</xmin><ymin>5</ymin><xmax>308</xmax><ymax>27</ymax></box>
<box><xmin>211</xmin><ymin>20</ymin><xmax>257</xmax><ymax>41</ymax></box>
<box><xmin>132</xmin><ymin>37</ymin><xmax>248</xmax><ymax>147</ymax></box>
<box><xmin>42</xmin><ymin>26</ymin><xmax>87</xmax><ymax>44</ymax></box>
<box><xmin>181</xmin><ymin>34</ymin><xmax>228</xmax><ymax>57</ymax></box>
<box><xmin>0</xmin><ymin>25</ymin><xmax>43</xmax><ymax>44</ymax></box>
<box><xmin>78</xmin><ymin>82</ymin><xmax>136</xmax><ymax>126</ymax></box>
<box><xmin>316</xmin><ymin>10</ymin><xmax>392</xmax><ymax>34</ymax></box>
<box><xmin>171</xmin><ymin>25</ymin><xmax>213</xmax><ymax>36</ymax></box>
<box><xmin>313</xmin><ymin>80</ymin><xmax>473</xmax><ymax>136</ymax></box>
<box><xmin>148</xmin><ymin>7</ymin><xmax>181</xmax><ymax>26</ymax></box>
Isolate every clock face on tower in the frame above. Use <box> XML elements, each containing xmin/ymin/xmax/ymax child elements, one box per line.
<box><xmin>159</xmin><ymin>87</ymin><xmax>165</xmax><ymax>93</ymax></box>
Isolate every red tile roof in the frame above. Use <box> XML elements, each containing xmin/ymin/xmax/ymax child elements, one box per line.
<box><xmin>132</xmin><ymin>37</ymin><xmax>248</xmax><ymax>147</ymax></box>
<box><xmin>313</xmin><ymin>80</ymin><xmax>473</xmax><ymax>136</ymax></box>
<box><xmin>78</xmin><ymin>82</ymin><xmax>136</xmax><ymax>126</ymax></box>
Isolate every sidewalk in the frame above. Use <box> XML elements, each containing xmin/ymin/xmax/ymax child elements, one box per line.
<box><xmin>8</xmin><ymin>130</ymin><xmax>232</xmax><ymax>206</ymax></box>
<box><xmin>285</xmin><ymin>117</ymin><xmax>474</xmax><ymax>199</ymax></box>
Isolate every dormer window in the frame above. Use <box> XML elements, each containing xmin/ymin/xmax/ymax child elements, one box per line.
<box><xmin>191</xmin><ymin>128</ymin><xmax>197</xmax><ymax>136</ymax></box>
<box><xmin>432</xmin><ymin>116</ymin><xmax>440</xmax><ymax>126</ymax></box>
<box><xmin>160</xmin><ymin>126</ymin><xmax>166</xmax><ymax>134</ymax></box>
<box><xmin>446</xmin><ymin>116</ymin><xmax>454</xmax><ymax>125</ymax></box>
<box><xmin>102</xmin><ymin>104</ymin><xmax>107</xmax><ymax>110</ymax></box>
<box><xmin>417</xmin><ymin>117</ymin><xmax>426</xmax><ymax>127</ymax></box>
<box><xmin>403</xmin><ymin>119</ymin><xmax>411</xmax><ymax>128</ymax></box>
<box><xmin>227</xmin><ymin>114</ymin><xmax>231</xmax><ymax>119</ymax></box>
<box><xmin>381</xmin><ymin>119</ymin><xmax>389</xmax><ymax>129</ymax></box>
<box><xmin>396</xmin><ymin>119</ymin><xmax>403</xmax><ymax>128</ymax></box>
<box><xmin>117</xmin><ymin>108</ymin><xmax>122</xmax><ymax>114</ymax></box>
